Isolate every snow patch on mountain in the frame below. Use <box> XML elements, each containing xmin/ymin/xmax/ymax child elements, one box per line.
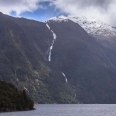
<box><xmin>48</xmin><ymin>15</ymin><xmax>68</xmax><ymax>23</ymax></box>
<box><xmin>46</xmin><ymin>23</ymin><xmax>57</xmax><ymax>62</ymax></box>
<box><xmin>47</xmin><ymin>16</ymin><xmax>116</xmax><ymax>37</ymax></box>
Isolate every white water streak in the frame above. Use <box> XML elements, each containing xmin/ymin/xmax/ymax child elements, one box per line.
<box><xmin>24</xmin><ymin>87</ymin><xmax>29</xmax><ymax>93</ymax></box>
<box><xmin>62</xmin><ymin>72</ymin><xmax>68</xmax><ymax>84</ymax></box>
<box><xmin>75</xmin><ymin>94</ymin><xmax>77</xmax><ymax>98</ymax></box>
<box><xmin>46</xmin><ymin>23</ymin><xmax>57</xmax><ymax>62</ymax></box>
<box><xmin>51</xmin><ymin>30</ymin><xmax>57</xmax><ymax>40</ymax></box>
<box><xmin>46</xmin><ymin>23</ymin><xmax>51</xmax><ymax>30</ymax></box>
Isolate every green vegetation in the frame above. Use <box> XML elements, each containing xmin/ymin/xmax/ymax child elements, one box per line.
<box><xmin>0</xmin><ymin>12</ymin><xmax>116</xmax><ymax>104</ymax></box>
<box><xmin>0</xmin><ymin>13</ymin><xmax>78</xmax><ymax>104</ymax></box>
<box><xmin>0</xmin><ymin>80</ymin><xmax>34</xmax><ymax>112</ymax></box>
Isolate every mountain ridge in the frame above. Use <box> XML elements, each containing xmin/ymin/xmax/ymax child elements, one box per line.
<box><xmin>47</xmin><ymin>15</ymin><xmax>116</xmax><ymax>37</ymax></box>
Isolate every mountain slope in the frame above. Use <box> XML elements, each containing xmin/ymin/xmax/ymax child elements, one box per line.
<box><xmin>46</xmin><ymin>18</ymin><xmax>116</xmax><ymax>103</ymax></box>
<box><xmin>0</xmin><ymin>13</ymin><xmax>77</xmax><ymax>103</ymax></box>
<box><xmin>1</xmin><ymin>12</ymin><xmax>116</xmax><ymax>103</ymax></box>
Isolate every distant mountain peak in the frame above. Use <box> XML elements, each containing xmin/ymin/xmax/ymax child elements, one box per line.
<box><xmin>47</xmin><ymin>15</ymin><xmax>116</xmax><ymax>37</ymax></box>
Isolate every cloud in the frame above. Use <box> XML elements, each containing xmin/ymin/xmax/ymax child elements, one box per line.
<box><xmin>0</xmin><ymin>0</ymin><xmax>51</xmax><ymax>15</ymax></box>
<box><xmin>52</xmin><ymin>0</ymin><xmax>116</xmax><ymax>25</ymax></box>
<box><xmin>0</xmin><ymin>0</ymin><xmax>116</xmax><ymax>25</ymax></box>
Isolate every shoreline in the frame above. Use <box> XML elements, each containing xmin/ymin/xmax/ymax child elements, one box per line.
<box><xmin>0</xmin><ymin>108</ymin><xmax>36</xmax><ymax>113</ymax></box>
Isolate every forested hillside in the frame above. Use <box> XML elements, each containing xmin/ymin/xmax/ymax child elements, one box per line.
<box><xmin>0</xmin><ymin>80</ymin><xmax>34</xmax><ymax>112</ymax></box>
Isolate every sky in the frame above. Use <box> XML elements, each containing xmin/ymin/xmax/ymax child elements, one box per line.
<box><xmin>0</xmin><ymin>0</ymin><xmax>116</xmax><ymax>25</ymax></box>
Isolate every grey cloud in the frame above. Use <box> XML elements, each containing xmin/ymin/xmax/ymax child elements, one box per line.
<box><xmin>0</xmin><ymin>0</ymin><xmax>21</xmax><ymax>5</ymax></box>
<box><xmin>77</xmin><ymin>0</ymin><xmax>112</xmax><ymax>8</ymax></box>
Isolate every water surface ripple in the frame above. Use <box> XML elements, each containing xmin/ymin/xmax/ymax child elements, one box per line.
<box><xmin>1</xmin><ymin>104</ymin><xmax>116</xmax><ymax>116</ymax></box>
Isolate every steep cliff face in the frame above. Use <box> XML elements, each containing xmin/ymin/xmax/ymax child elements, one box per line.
<box><xmin>0</xmin><ymin>13</ymin><xmax>77</xmax><ymax>103</ymax></box>
<box><xmin>46</xmin><ymin>18</ymin><xmax>116</xmax><ymax>103</ymax></box>
<box><xmin>1</xmin><ymin>12</ymin><xmax>116</xmax><ymax>103</ymax></box>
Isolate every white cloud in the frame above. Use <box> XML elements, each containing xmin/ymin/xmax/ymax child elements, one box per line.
<box><xmin>0</xmin><ymin>0</ymin><xmax>45</xmax><ymax>15</ymax></box>
<box><xmin>0</xmin><ymin>0</ymin><xmax>116</xmax><ymax>25</ymax></box>
<box><xmin>52</xmin><ymin>0</ymin><xmax>116</xmax><ymax>25</ymax></box>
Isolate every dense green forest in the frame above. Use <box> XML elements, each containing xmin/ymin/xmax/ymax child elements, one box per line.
<box><xmin>0</xmin><ymin>80</ymin><xmax>34</xmax><ymax>112</ymax></box>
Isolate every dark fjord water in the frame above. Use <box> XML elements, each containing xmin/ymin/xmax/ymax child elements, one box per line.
<box><xmin>1</xmin><ymin>104</ymin><xmax>116</xmax><ymax>116</ymax></box>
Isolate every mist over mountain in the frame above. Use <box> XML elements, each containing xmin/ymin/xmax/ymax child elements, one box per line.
<box><xmin>1</xmin><ymin>12</ymin><xmax>116</xmax><ymax>103</ymax></box>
